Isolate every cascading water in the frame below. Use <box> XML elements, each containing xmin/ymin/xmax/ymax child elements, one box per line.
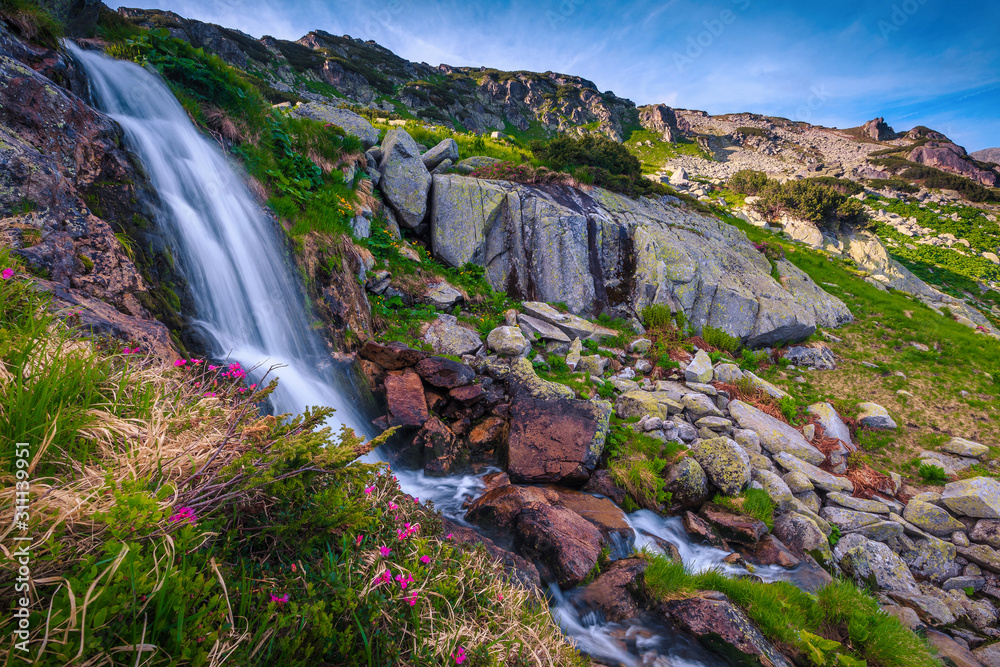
<box><xmin>70</xmin><ymin>44</ymin><xmax>815</xmax><ymax>666</ymax></box>
<box><xmin>69</xmin><ymin>43</ymin><xmax>368</xmax><ymax>432</ymax></box>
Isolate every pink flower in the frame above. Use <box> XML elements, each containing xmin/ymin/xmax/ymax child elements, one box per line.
<box><xmin>420</xmin><ymin>555</ymin><xmax>430</xmax><ymax>565</ymax></box>
<box><xmin>191</xmin><ymin>359</ymin><xmax>203</xmax><ymax>364</ymax></box>
<box><xmin>364</xmin><ymin>486</ymin><xmax>375</xmax><ymax>495</ymax></box>
<box><xmin>270</xmin><ymin>593</ymin><xmax>289</xmax><ymax>604</ymax></box>
<box><xmin>168</xmin><ymin>507</ymin><xmax>197</xmax><ymax>525</ymax></box>
<box><xmin>356</xmin><ymin>534</ymin><xmax>363</xmax><ymax>546</ymax></box>
<box><xmin>395</xmin><ymin>573</ymin><xmax>414</xmax><ymax>589</ymax></box>
<box><xmin>250</xmin><ymin>384</ymin><xmax>257</xmax><ymax>390</ymax></box>
<box><xmin>372</xmin><ymin>569</ymin><xmax>392</xmax><ymax>587</ymax></box>
<box><xmin>414</xmin><ymin>497</ymin><xmax>419</xmax><ymax>504</ymax></box>
<box><xmin>446</xmin><ymin>533</ymin><xmax>453</xmax><ymax>540</ymax></box>
<box><xmin>497</xmin><ymin>593</ymin><xmax>504</xmax><ymax>602</ymax></box>
<box><xmin>379</xmin><ymin>546</ymin><xmax>392</xmax><ymax>557</ymax></box>
<box><xmin>208</xmin><ymin>365</ymin><xmax>218</xmax><ymax>371</ymax></box>
<box><xmin>452</xmin><ymin>647</ymin><xmax>467</xmax><ymax>664</ymax></box>
<box><xmin>173</xmin><ymin>359</ymin><xmax>187</xmax><ymax>367</ymax></box>
<box><xmin>203</xmin><ymin>392</ymin><xmax>216</xmax><ymax>398</ymax></box>
<box><xmin>405</xmin><ymin>593</ymin><xmax>418</xmax><ymax>606</ymax></box>
<box><xmin>389</xmin><ymin>502</ymin><xmax>397</xmax><ymax>510</ymax></box>
<box><xmin>1</xmin><ymin>268</ymin><xmax>13</xmax><ymax>280</ymax></box>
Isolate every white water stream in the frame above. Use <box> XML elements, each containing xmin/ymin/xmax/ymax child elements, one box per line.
<box><xmin>71</xmin><ymin>44</ymin><xmax>809</xmax><ymax>666</ymax></box>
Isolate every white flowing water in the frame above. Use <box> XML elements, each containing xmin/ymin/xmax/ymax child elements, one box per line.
<box><xmin>70</xmin><ymin>44</ymin><xmax>812</xmax><ymax>666</ymax></box>
<box><xmin>69</xmin><ymin>44</ymin><xmax>367</xmax><ymax>432</ymax></box>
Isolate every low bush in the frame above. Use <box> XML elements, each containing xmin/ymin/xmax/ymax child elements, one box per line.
<box><xmin>701</xmin><ymin>325</ymin><xmax>741</xmax><ymax>353</ymax></box>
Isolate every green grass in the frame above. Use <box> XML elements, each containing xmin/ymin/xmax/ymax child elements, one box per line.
<box><xmin>643</xmin><ymin>555</ymin><xmax>937</xmax><ymax>667</ymax></box>
<box><xmin>0</xmin><ymin>0</ymin><xmax>63</xmax><ymax>48</ymax></box>
<box><xmin>624</xmin><ymin>129</ymin><xmax>713</xmax><ymax>173</ymax></box>
<box><xmin>711</xmin><ymin>488</ymin><xmax>776</xmax><ymax>530</ymax></box>
<box><xmin>606</xmin><ymin>421</ymin><xmax>684</xmax><ymax>510</ymax></box>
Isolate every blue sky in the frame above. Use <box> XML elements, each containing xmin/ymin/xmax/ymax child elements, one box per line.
<box><xmin>109</xmin><ymin>0</ymin><xmax>1000</xmax><ymax>151</ymax></box>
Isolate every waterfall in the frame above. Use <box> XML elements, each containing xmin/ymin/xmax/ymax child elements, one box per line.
<box><xmin>68</xmin><ymin>43</ymin><xmax>368</xmax><ymax>433</ymax></box>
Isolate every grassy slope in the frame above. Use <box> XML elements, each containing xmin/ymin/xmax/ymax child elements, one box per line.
<box><xmin>713</xmin><ymin>210</ymin><xmax>1000</xmax><ymax>485</ymax></box>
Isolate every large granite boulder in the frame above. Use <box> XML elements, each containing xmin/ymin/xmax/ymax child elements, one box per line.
<box><xmin>506</xmin><ymin>397</ymin><xmax>611</xmax><ymax>484</ymax></box>
<box><xmin>942</xmin><ymin>478</ymin><xmax>1000</xmax><ymax>519</ymax></box>
<box><xmin>421</xmin><ymin>138</ymin><xmax>459</xmax><ymax>170</ymax></box>
<box><xmin>422</xmin><ymin>314</ymin><xmax>482</xmax><ymax>356</ymax></box>
<box><xmin>689</xmin><ymin>437</ymin><xmax>751</xmax><ymax>496</ymax></box>
<box><xmin>287</xmin><ymin>102</ymin><xmax>379</xmax><ymax>148</ymax></box>
<box><xmin>379</xmin><ymin>128</ymin><xmax>433</xmax><ymax>228</ymax></box>
<box><xmin>428</xmin><ymin>174</ymin><xmax>850</xmax><ymax>343</ymax></box>
<box><xmin>834</xmin><ymin>533</ymin><xmax>919</xmax><ymax>594</ymax></box>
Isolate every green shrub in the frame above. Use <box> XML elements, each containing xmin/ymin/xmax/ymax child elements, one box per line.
<box><xmin>917</xmin><ymin>462</ymin><xmax>948</xmax><ymax>485</ymax></box>
<box><xmin>727</xmin><ymin>169</ymin><xmax>772</xmax><ymax>195</ymax></box>
<box><xmin>701</xmin><ymin>325</ymin><xmax>741</xmax><ymax>353</ymax></box>
<box><xmin>640</xmin><ymin>303</ymin><xmax>675</xmax><ymax>328</ymax></box>
<box><xmin>751</xmin><ymin>179</ymin><xmax>869</xmax><ymax>229</ymax></box>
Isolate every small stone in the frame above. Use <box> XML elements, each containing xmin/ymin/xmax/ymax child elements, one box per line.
<box><xmin>826</xmin><ymin>492</ymin><xmax>891</xmax><ymax>514</ymax></box>
<box><xmin>634</xmin><ymin>359</ymin><xmax>653</xmax><ymax>374</ymax></box>
<box><xmin>685</xmin><ymin>381</ymin><xmax>717</xmax><ymax>396</ymax></box>
<box><xmin>684</xmin><ymin>349</ymin><xmax>713</xmax><ymax>383</ymax></box>
<box><xmin>943</xmin><ymin>576</ymin><xmax>986</xmax><ymax>592</ymax></box>
<box><xmin>783</xmin><ymin>471</ymin><xmax>814</xmax><ymax>493</ymax></box>
<box><xmin>424</xmin><ymin>281</ymin><xmax>463</xmax><ymax>310</ymax></box>
<box><xmin>753</xmin><ymin>469</ymin><xmax>793</xmax><ymax>509</ymax></box>
<box><xmin>565</xmin><ymin>338</ymin><xmax>583</xmax><ymax>370</ymax></box>
<box><xmin>734</xmin><ymin>429</ymin><xmax>761</xmax><ymax>454</ymax></box>
<box><xmin>615</xmin><ymin>390</ymin><xmax>664</xmax><ymax>420</ymax></box>
<box><xmin>487</xmin><ymin>326</ymin><xmax>529</xmax><ymax>357</ymax></box>
<box><xmin>802</xmin><ymin>424</ymin><xmax>815</xmax><ymax>441</ymax></box>
<box><xmin>689</xmin><ymin>437</ymin><xmax>752</xmax><ymax>496</ymax></box>
<box><xmin>575</xmin><ymin>355</ymin><xmax>607</xmax><ymax>376</ymax></box>
<box><xmin>856</xmin><ymin>402</ymin><xmax>898</xmax><ymax>430</ymax></box>
<box><xmin>903</xmin><ymin>500</ymin><xmax>965</xmax><ymax>537</ymax></box>
<box><xmin>713</xmin><ymin>363</ymin><xmax>744</xmax><ymax>384</ymax></box>
<box><xmin>682</xmin><ymin>392</ymin><xmax>724</xmax><ymax>419</ymax></box>
<box><xmin>695</xmin><ymin>416</ymin><xmax>733</xmax><ymax>431</ymax></box>
<box><xmin>628</xmin><ymin>338</ymin><xmax>652</xmax><ymax>353</ymax></box>
<box><xmin>941</xmin><ymin>437</ymin><xmax>990</xmax><ymax>459</ymax></box>
<box><xmin>774</xmin><ymin>451</ymin><xmax>853</xmax><ymax>493</ymax></box>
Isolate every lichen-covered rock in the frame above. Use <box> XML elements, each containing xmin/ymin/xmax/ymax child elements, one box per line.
<box><xmin>970</xmin><ymin>519</ymin><xmax>1000</xmax><ymax>548</ymax></box>
<box><xmin>783</xmin><ymin>471</ymin><xmax>813</xmax><ymax>494</ymax></box>
<box><xmin>575</xmin><ymin>355</ymin><xmax>607</xmax><ymax>376</ymax></box>
<box><xmin>741</xmin><ymin>371</ymin><xmax>788</xmax><ymax>399</ymax></box>
<box><xmin>379</xmin><ymin>128</ymin><xmax>432</xmax><ymax>227</ymax></box>
<box><xmin>941</xmin><ymin>437</ymin><xmax>990</xmax><ymax>459</ymax></box>
<box><xmin>807</xmin><ymin>402</ymin><xmax>852</xmax><ymax>448</ymax></box>
<box><xmin>506</xmin><ymin>357</ymin><xmax>575</xmax><ymax>400</ymax></box>
<box><xmin>428</xmin><ymin>174</ymin><xmax>850</xmax><ymax>343</ymax></box>
<box><xmin>834</xmin><ymin>533</ymin><xmax>919</xmax><ymax>594</ymax></box>
<box><xmin>690</xmin><ymin>437</ymin><xmax>751</xmax><ymax>496</ymax></box>
<box><xmin>615</xmin><ymin>390</ymin><xmax>664</xmax><ymax>420</ymax></box>
<box><xmin>421</xmin><ymin>138</ymin><xmax>459</xmax><ymax>170</ymax></box>
<box><xmin>942</xmin><ymin>478</ymin><xmax>1000</xmax><ymax>519</ymax></box>
<box><xmin>900</xmin><ymin>538</ymin><xmax>957</xmax><ymax>581</ymax></box>
<box><xmin>774</xmin><ymin>512</ymin><xmax>832</xmax><ymax>564</ymax></box>
<box><xmin>902</xmin><ymin>500</ymin><xmax>965</xmax><ymax>537</ymax></box>
<box><xmin>714</xmin><ymin>363</ymin><xmax>745</xmax><ymax>384</ymax></box>
<box><xmin>825</xmin><ymin>492</ymin><xmax>890</xmax><ymax>514</ymax></box>
<box><xmin>774</xmin><ymin>452</ymin><xmax>853</xmax><ymax>493</ymax></box>
<box><xmin>957</xmin><ymin>544</ymin><xmax>1000</xmax><ymax>573</ymax></box>
<box><xmin>682</xmin><ymin>392</ymin><xmax>724</xmax><ymax>419</ymax></box>
<box><xmin>424</xmin><ymin>281</ymin><xmax>463</xmax><ymax>310</ymax></box>
<box><xmin>422</xmin><ymin>314</ymin><xmax>483</xmax><ymax>356</ymax></box>
<box><xmin>666</xmin><ymin>457</ymin><xmax>709</xmax><ymax>508</ymax></box>
<box><xmin>753</xmin><ymin>469</ymin><xmax>793</xmax><ymax>509</ymax></box>
<box><xmin>517</xmin><ymin>313</ymin><xmax>570</xmax><ymax>342</ymax></box>
<box><xmin>699</xmin><ymin>503</ymin><xmax>768</xmax><ymax>545</ymax></box>
<box><xmin>856</xmin><ymin>402</ymin><xmax>898</xmax><ymax>430</ymax></box>
<box><xmin>684</xmin><ymin>349</ymin><xmax>713</xmax><ymax>383</ymax></box>
<box><xmin>487</xmin><ymin>325</ymin><xmax>529</xmax><ymax>357</ymax></box>
<box><xmin>729</xmin><ymin>401</ymin><xmax>825</xmax><ymax>465</ymax></box>
<box><xmin>506</xmin><ymin>397</ymin><xmax>611</xmax><ymax>484</ymax></box>
<box><xmin>287</xmin><ymin>102</ymin><xmax>379</xmax><ymax>147</ymax></box>
<box><xmin>519</xmin><ymin>302</ymin><xmax>617</xmax><ymax>341</ymax></box>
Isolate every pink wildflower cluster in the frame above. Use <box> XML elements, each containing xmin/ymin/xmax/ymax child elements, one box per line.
<box><xmin>270</xmin><ymin>593</ymin><xmax>289</xmax><ymax>604</ymax></box>
<box><xmin>168</xmin><ymin>507</ymin><xmax>197</xmax><ymax>525</ymax></box>
<box><xmin>395</xmin><ymin>573</ymin><xmax>414</xmax><ymax>589</ymax></box>
<box><xmin>452</xmin><ymin>647</ymin><xmax>467</xmax><ymax>664</ymax></box>
<box><xmin>2</xmin><ymin>268</ymin><xmax>14</xmax><ymax>280</ymax></box>
<box><xmin>396</xmin><ymin>522</ymin><xmax>420</xmax><ymax>541</ymax></box>
<box><xmin>372</xmin><ymin>569</ymin><xmax>392</xmax><ymax>586</ymax></box>
<box><xmin>122</xmin><ymin>346</ymin><xmax>141</xmax><ymax>355</ymax></box>
<box><xmin>222</xmin><ymin>362</ymin><xmax>246</xmax><ymax>380</ymax></box>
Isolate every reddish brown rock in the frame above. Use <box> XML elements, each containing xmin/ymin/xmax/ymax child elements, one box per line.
<box><xmin>661</xmin><ymin>593</ymin><xmax>791</xmax><ymax>666</ymax></box>
<box><xmin>468</xmin><ymin>416</ymin><xmax>507</xmax><ymax>451</ymax></box>
<box><xmin>360</xmin><ymin>341</ymin><xmax>426</xmax><ymax>370</ymax></box>
<box><xmin>738</xmin><ymin>535</ymin><xmax>800</xmax><ymax>568</ymax></box>
<box><xmin>465</xmin><ymin>484</ymin><xmax>557</xmax><ymax>532</ymax></box>
<box><xmin>698</xmin><ymin>503</ymin><xmax>769</xmax><ymax>546</ymax></box>
<box><xmin>384</xmin><ymin>369</ymin><xmax>429</xmax><ymax>427</ymax></box>
<box><xmin>358</xmin><ymin>358</ymin><xmax>386</xmax><ymax>388</ymax></box>
<box><xmin>514</xmin><ymin>502</ymin><xmax>603</xmax><ymax>589</ymax></box>
<box><xmin>440</xmin><ymin>518</ymin><xmax>540</xmax><ymax>588</ymax></box>
<box><xmin>577</xmin><ymin>558</ymin><xmax>648</xmax><ymax>622</ymax></box>
<box><xmin>683</xmin><ymin>511</ymin><xmax>730</xmax><ymax>551</ymax></box>
<box><xmin>909</xmin><ymin>141</ymin><xmax>998</xmax><ymax>187</ymax></box>
<box><xmin>506</xmin><ymin>397</ymin><xmax>611</xmax><ymax>485</ymax></box>
<box><xmin>449</xmin><ymin>384</ymin><xmax>484</xmax><ymax>405</ymax></box>
<box><xmin>549</xmin><ymin>487</ymin><xmax>633</xmax><ymax>555</ymax></box>
<box><xmin>424</xmin><ymin>388</ymin><xmax>447</xmax><ymax>412</ymax></box>
<box><xmin>414</xmin><ymin>356</ymin><xmax>475</xmax><ymax>388</ymax></box>
<box><xmin>480</xmin><ymin>471</ymin><xmax>510</xmax><ymax>494</ymax></box>
<box><xmin>582</xmin><ymin>469</ymin><xmax>628</xmax><ymax>507</ymax></box>
<box><xmin>413</xmin><ymin>416</ymin><xmax>463</xmax><ymax>476</ymax></box>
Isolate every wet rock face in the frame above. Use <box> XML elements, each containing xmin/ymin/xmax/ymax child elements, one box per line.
<box><xmin>513</xmin><ymin>502</ymin><xmax>603</xmax><ymax>589</ymax></box>
<box><xmin>429</xmin><ymin>174</ymin><xmax>850</xmax><ymax>344</ymax></box>
<box><xmin>577</xmin><ymin>557</ymin><xmax>648</xmax><ymax>623</ymax></box>
<box><xmin>505</xmin><ymin>397</ymin><xmax>612</xmax><ymax>485</ymax></box>
<box><xmin>661</xmin><ymin>593</ymin><xmax>791</xmax><ymax>667</ymax></box>
<box><xmin>0</xmin><ymin>27</ymin><xmax>182</xmax><ymax>357</ymax></box>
